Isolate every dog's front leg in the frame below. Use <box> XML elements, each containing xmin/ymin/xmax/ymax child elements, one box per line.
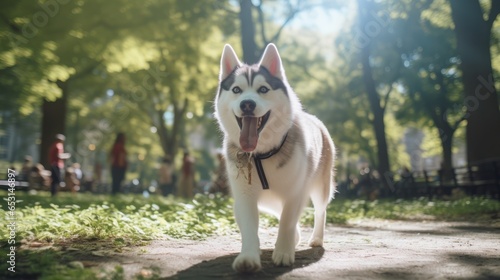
<box><xmin>272</xmin><ymin>201</ymin><xmax>303</xmax><ymax>266</ymax></box>
<box><xmin>232</xmin><ymin>194</ymin><xmax>261</xmax><ymax>273</ymax></box>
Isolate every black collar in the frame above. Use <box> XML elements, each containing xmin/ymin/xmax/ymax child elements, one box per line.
<box><xmin>253</xmin><ymin>133</ymin><xmax>288</xmax><ymax>190</ymax></box>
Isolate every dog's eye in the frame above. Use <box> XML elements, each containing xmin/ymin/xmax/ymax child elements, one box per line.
<box><xmin>257</xmin><ymin>86</ymin><xmax>269</xmax><ymax>94</ymax></box>
<box><xmin>232</xmin><ymin>86</ymin><xmax>242</xmax><ymax>94</ymax></box>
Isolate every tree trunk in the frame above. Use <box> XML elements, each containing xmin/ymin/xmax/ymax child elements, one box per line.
<box><xmin>361</xmin><ymin>47</ymin><xmax>391</xmax><ymax>178</ymax></box>
<box><xmin>449</xmin><ymin>0</ymin><xmax>500</xmax><ymax>164</ymax></box>
<box><xmin>439</xmin><ymin>125</ymin><xmax>454</xmax><ymax>182</ymax></box>
<box><xmin>239</xmin><ymin>0</ymin><xmax>259</xmax><ymax>64</ymax></box>
<box><xmin>172</xmin><ymin>98</ymin><xmax>188</xmax><ymax>156</ymax></box>
<box><xmin>40</xmin><ymin>81</ymin><xmax>68</xmax><ymax>169</ymax></box>
<box><xmin>430</xmin><ymin>70</ymin><xmax>458</xmax><ymax>178</ymax></box>
<box><xmin>157</xmin><ymin>109</ymin><xmax>170</xmax><ymax>157</ymax></box>
<box><xmin>155</xmin><ymin>98</ymin><xmax>188</xmax><ymax>164</ymax></box>
<box><xmin>358</xmin><ymin>0</ymin><xmax>391</xmax><ymax>181</ymax></box>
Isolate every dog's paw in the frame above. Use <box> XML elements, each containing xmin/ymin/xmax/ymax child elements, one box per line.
<box><xmin>308</xmin><ymin>236</ymin><xmax>323</xmax><ymax>247</ymax></box>
<box><xmin>272</xmin><ymin>248</ymin><xmax>295</xmax><ymax>266</ymax></box>
<box><xmin>232</xmin><ymin>252</ymin><xmax>261</xmax><ymax>273</ymax></box>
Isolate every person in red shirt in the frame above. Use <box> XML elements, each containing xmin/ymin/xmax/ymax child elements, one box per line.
<box><xmin>48</xmin><ymin>134</ymin><xmax>70</xmax><ymax>196</ymax></box>
<box><xmin>110</xmin><ymin>132</ymin><xmax>127</xmax><ymax>195</ymax></box>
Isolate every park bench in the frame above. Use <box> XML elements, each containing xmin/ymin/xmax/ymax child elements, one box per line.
<box><xmin>453</xmin><ymin>161</ymin><xmax>500</xmax><ymax>196</ymax></box>
<box><xmin>0</xmin><ymin>179</ymin><xmax>29</xmax><ymax>191</ymax></box>
<box><xmin>393</xmin><ymin>159</ymin><xmax>500</xmax><ymax>199</ymax></box>
<box><xmin>0</xmin><ymin>169</ymin><xmax>50</xmax><ymax>192</ymax></box>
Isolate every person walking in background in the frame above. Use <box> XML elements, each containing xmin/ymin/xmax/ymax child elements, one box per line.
<box><xmin>73</xmin><ymin>162</ymin><xmax>83</xmax><ymax>183</ymax></box>
<box><xmin>110</xmin><ymin>132</ymin><xmax>127</xmax><ymax>195</ymax></box>
<box><xmin>209</xmin><ymin>152</ymin><xmax>229</xmax><ymax>195</ymax></box>
<box><xmin>178</xmin><ymin>150</ymin><xmax>195</xmax><ymax>198</ymax></box>
<box><xmin>20</xmin><ymin>155</ymin><xmax>33</xmax><ymax>181</ymax></box>
<box><xmin>70</xmin><ymin>162</ymin><xmax>83</xmax><ymax>192</ymax></box>
<box><xmin>159</xmin><ymin>156</ymin><xmax>175</xmax><ymax>196</ymax></box>
<box><xmin>93</xmin><ymin>161</ymin><xmax>103</xmax><ymax>192</ymax></box>
<box><xmin>48</xmin><ymin>134</ymin><xmax>71</xmax><ymax>196</ymax></box>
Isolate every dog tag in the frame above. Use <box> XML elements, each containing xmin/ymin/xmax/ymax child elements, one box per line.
<box><xmin>235</xmin><ymin>153</ymin><xmax>244</xmax><ymax>180</ymax></box>
<box><xmin>247</xmin><ymin>161</ymin><xmax>252</xmax><ymax>184</ymax></box>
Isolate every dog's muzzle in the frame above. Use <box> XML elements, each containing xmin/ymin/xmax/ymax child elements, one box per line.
<box><xmin>236</xmin><ymin>110</ymin><xmax>271</xmax><ymax>152</ymax></box>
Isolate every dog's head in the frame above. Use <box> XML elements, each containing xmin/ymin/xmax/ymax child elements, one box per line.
<box><xmin>215</xmin><ymin>44</ymin><xmax>297</xmax><ymax>153</ymax></box>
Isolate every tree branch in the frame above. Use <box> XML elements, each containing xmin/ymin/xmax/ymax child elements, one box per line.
<box><xmin>255</xmin><ymin>0</ymin><xmax>268</xmax><ymax>45</ymax></box>
<box><xmin>381</xmin><ymin>62</ymin><xmax>401</xmax><ymax>112</ymax></box>
<box><xmin>69</xmin><ymin>60</ymin><xmax>103</xmax><ymax>82</ymax></box>
<box><xmin>282</xmin><ymin>58</ymin><xmax>324</xmax><ymax>83</ymax></box>
<box><xmin>64</xmin><ymin>39</ymin><xmax>111</xmax><ymax>83</ymax></box>
<box><xmin>264</xmin><ymin>0</ymin><xmax>327</xmax><ymax>44</ymax></box>
<box><xmin>486</xmin><ymin>0</ymin><xmax>500</xmax><ymax>30</ymax></box>
<box><xmin>381</xmin><ymin>83</ymin><xmax>393</xmax><ymax>113</ymax></box>
<box><xmin>412</xmin><ymin>0</ymin><xmax>433</xmax><ymax>13</ymax></box>
<box><xmin>157</xmin><ymin>108</ymin><xmax>170</xmax><ymax>156</ymax></box>
<box><xmin>94</xmin><ymin>17</ymin><xmax>159</xmax><ymax>31</ymax></box>
<box><xmin>268</xmin><ymin>11</ymin><xmax>298</xmax><ymax>43</ymax></box>
<box><xmin>0</xmin><ymin>14</ymin><xmax>22</xmax><ymax>34</ymax></box>
<box><xmin>452</xmin><ymin>114</ymin><xmax>467</xmax><ymax>131</ymax></box>
<box><xmin>213</xmin><ymin>1</ymin><xmax>238</xmax><ymax>15</ymax></box>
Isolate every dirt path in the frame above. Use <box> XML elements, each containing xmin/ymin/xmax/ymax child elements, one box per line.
<box><xmin>91</xmin><ymin>220</ymin><xmax>500</xmax><ymax>279</ymax></box>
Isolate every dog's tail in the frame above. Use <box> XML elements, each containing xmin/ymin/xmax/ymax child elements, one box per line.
<box><xmin>321</xmin><ymin>126</ymin><xmax>336</xmax><ymax>200</ymax></box>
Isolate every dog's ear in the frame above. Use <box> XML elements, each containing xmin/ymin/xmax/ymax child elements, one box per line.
<box><xmin>220</xmin><ymin>44</ymin><xmax>241</xmax><ymax>81</ymax></box>
<box><xmin>259</xmin><ymin>43</ymin><xmax>284</xmax><ymax>79</ymax></box>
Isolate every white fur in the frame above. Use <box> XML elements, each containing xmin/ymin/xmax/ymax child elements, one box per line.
<box><xmin>214</xmin><ymin>44</ymin><xmax>335</xmax><ymax>273</ymax></box>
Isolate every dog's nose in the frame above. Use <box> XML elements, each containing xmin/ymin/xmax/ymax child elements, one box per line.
<box><xmin>240</xmin><ymin>99</ymin><xmax>256</xmax><ymax>114</ymax></box>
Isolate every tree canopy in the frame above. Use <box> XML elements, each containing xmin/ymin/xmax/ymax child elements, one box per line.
<box><xmin>1</xmin><ymin>0</ymin><xmax>499</xmax><ymax>185</ymax></box>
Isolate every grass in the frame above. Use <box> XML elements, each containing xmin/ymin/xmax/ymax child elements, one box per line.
<box><xmin>327</xmin><ymin>197</ymin><xmax>500</xmax><ymax>222</ymax></box>
<box><xmin>1</xmin><ymin>191</ymin><xmax>499</xmax><ymax>279</ymax></box>
<box><xmin>1</xmin><ymin>191</ymin><xmax>236</xmax><ymax>244</ymax></box>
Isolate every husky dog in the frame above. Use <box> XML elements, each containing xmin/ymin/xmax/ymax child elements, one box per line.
<box><xmin>214</xmin><ymin>43</ymin><xmax>335</xmax><ymax>273</ymax></box>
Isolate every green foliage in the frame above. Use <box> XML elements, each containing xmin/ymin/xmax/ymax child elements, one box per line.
<box><xmin>0</xmin><ymin>192</ymin><xmax>236</xmax><ymax>244</ymax></box>
<box><xmin>1</xmin><ymin>0</ymin><xmax>233</xmax><ymax>167</ymax></box>
<box><xmin>2</xmin><ymin>0</ymin><xmax>500</xmax><ymax>180</ymax></box>
<box><xmin>0</xmin><ymin>248</ymin><xmax>98</xmax><ymax>280</ymax></box>
<box><xmin>0</xmin><ymin>246</ymin><xmax>150</xmax><ymax>279</ymax></box>
<box><xmin>2</xmin><ymin>191</ymin><xmax>499</xmax><ymax>246</ymax></box>
<box><xmin>0</xmin><ymin>191</ymin><xmax>499</xmax><ymax>279</ymax></box>
<box><xmin>325</xmin><ymin>197</ymin><xmax>500</xmax><ymax>221</ymax></box>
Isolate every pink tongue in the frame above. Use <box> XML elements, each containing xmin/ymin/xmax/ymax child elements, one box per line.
<box><xmin>239</xmin><ymin>117</ymin><xmax>259</xmax><ymax>152</ymax></box>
